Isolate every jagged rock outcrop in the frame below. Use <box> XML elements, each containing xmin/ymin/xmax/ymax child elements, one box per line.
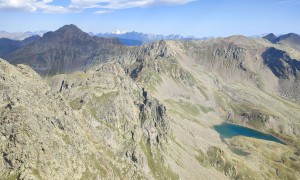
<box><xmin>0</xmin><ymin>59</ymin><xmax>148</xmax><ymax>179</ymax></box>
<box><xmin>48</xmin><ymin>62</ymin><xmax>173</xmax><ymax>179</ymax></box>
<box><xmin>139</xmin><ymin>88</ymin><xmax>169</xmax><ymax>144</ymax></box>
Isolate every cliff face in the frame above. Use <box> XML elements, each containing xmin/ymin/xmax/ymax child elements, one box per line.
<box><xmin>48</xmin><ymin>62</ymin><xmax>175</xmax><ymax>179</ymax></box>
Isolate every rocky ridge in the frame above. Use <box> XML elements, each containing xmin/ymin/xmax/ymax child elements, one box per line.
<box><xmin>0</xmin><ymin>59</ymin><xmax>164</xmax><ymax>179</ymax></box>
<box><xmin>263</xmin><ymin>33</ymin><xmax>300</xmax><ymax>51</ymax></box>
<box><xmin>0</xmin><ymin>58</ymin><xmax>183</xmax><ymax>179</ymax></box>
<box><xmin>1</xmin><ymin>25</ymin><xmax>300</xmax><ymax>179</ymax></box>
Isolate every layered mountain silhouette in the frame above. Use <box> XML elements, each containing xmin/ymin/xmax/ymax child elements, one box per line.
<box><xmin>0</xmin><ymin>30</ymin><xmax>46</xmax><ymax>40</ymax></box>
<box><xmin>1</xmin><ymin>25</ymin><xmax>299</xmax><ymax>81</ymax></box>
<box><xmin>262</xmin><ymin>33</ymin><xmax>278</xmax><ymax>43</ymax></box>
<box><xmin>0</xmin><ymin>35</ymin><xmax>41</xmax><ymax>57</ymax></box>
<box><xmin>5</xmin><ymin>24</ymin><xmax>122</xmax><ymax>75</ymax></box>
<box><xmin>96</xmin><ymin>31</ymin><xmax>199</xmax><ymax>45</ymax></box>
<box><xmin>263</xmin><ymin>33</ymin><xmax>300</xmax><ymax>50</ymax></box>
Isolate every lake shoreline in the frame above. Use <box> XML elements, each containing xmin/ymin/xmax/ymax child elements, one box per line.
<box><xmin>214</xmin><ymin>122</ymin><xmax>286</xmax><ymax>145</ymax></box>
<box><xmin>225</xmin><ymin>121</ymin><xmax>289</xmax><ymax>145</ymax></box>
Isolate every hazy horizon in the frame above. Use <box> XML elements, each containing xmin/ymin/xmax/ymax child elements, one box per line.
<box><xmin>0</xmin><ymin>0</ymin><xmax>300</xmax><ymax>37</ymax></box>
<box><xmin>0</xmin><ymin>23</ymin><xmax>299</xmax><ymax>38</ymax></box>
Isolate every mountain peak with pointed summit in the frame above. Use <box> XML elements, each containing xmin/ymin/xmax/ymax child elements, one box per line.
<box><xmin>57</xmin><ymin>24</ymin><xmax>83</xmax><ymax>33</ymax></box>
<box><xmin>263</xmin><ymin>33</ymin><xmax>278</xmax><ymax>43</ymax></box>
<box><xmin>42</xmin><ymin>24</ymin><xmax>87</xmax><ymax>40</ymax></box>
<box><xmin>6</xmin><ymin>24</ymin><xmax>122</xmax><ymax>75</ymax></box>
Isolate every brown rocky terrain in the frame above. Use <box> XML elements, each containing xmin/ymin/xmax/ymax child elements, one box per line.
<box><xmin>1</xmin><ymin>25</ymin><xmax>300</xmax><ymax>179</ymax></box>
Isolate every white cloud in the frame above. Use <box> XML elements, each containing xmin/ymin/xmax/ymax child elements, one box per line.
<box><xmin>0</xmin><ymin>0</ymin><xmax>70</xmax><ymax>13</ymax></box>
<box><xmin>0</xmin><ymin>0</ymin><xmax>36</xmax><ymax>11</ymax></box>
<box><xmin>71</xmin><ymin>0</ymin><xmax>195</xmax><ymax>9</ymax></box>
<box><xmin>94</xmin><ymin>9</ymin><xmax>113</xmax><ymax>14</ymax></box>
<box><xmin>0</xmin><ymin>0</ymin><xmax>195</xmax><ymax>13</ymax></box>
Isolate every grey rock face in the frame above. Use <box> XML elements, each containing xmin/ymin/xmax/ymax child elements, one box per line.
<box><xmin>139</xmin><ymin>88</ymin><xmax>169</xmax><ymax>145</ymax></box>
<box><xmin>48</xmin><ymin>62</ymin><xmax>172</xmax><ymax>178</ymax></box>
<box><xmin>0</xmin><ymin>59</ymin><xmax>152</xmax><ymax>179</ymax></box>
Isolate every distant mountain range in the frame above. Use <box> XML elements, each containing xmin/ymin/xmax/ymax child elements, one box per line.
<box><xmin>1</xmin><ymin>25</ymin><xmax>299</xmax><ymax>77</ymax></box>
<box><xmin>0</xmin><ymin>30</ymin><xmax>46</xmax><ymax>40</ymax></box>
<box><xmin>3</xmin><ymin>28</ymin><xmax>299</xmax><ymax>47</ymax></box>
<box><xmin>0</xmin><ymin>29</ymin><xmax>203</xmax><ymax>46</ymax></box>
<box><xmin>96</xmin><ymin>31</ymin><xmax>202</xmax><ymax>45</ymax></box>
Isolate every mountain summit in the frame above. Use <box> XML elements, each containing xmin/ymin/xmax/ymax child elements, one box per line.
<box><xmin>42</xmin><ymin>24</ymin><xmax>87</xmax><ymax>40</ymax></box>
<box><xmin>262</xmin><ymin>33</ymin><xmax>278</xmax><ymax>43</ymax></box>
<box><xmin>6</xmin><ymin>24</ymin><xmax>122</xmax><ymax>75</ymax></box>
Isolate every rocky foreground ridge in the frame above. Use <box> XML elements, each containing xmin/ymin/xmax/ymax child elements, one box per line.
<box><xmin>1</xmin><ymin>25</ymin><xmax>300</xmax><ymax>179</ymax></box>
<box><xmin>0</xmin><ymin>59</ymin><xmax>177</xmax><ymax>179</ymax></box>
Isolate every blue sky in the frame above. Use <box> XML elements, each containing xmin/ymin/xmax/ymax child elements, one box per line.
<box><xmin>0</xmin><ymin>0</ymin><xmax>299</xmax><ymax>37</ymax></box>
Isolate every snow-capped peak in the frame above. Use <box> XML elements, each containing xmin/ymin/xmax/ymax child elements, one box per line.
<box><xmin>110</xmin><ymin>30</ymin><xmax>127</xmax><ymax>35</ymax></box>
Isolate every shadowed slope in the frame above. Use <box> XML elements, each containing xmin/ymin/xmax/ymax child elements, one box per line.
<box><xmin>7</xmin><ymin>25</ymin><xmax>122</xmax><ymax>76</ymax></box>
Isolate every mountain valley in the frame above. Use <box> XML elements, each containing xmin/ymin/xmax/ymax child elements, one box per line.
<box><xmin>1</xmin><ymin>25</ymin><xmax>300</xmax><ymax>180</ymax></box>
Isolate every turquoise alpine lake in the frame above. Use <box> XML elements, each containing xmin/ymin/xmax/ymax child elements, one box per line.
<box><xmin>214</xmin><ymin>123</ymin><xmax>285</xmax><ymax>144</ymax></box>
